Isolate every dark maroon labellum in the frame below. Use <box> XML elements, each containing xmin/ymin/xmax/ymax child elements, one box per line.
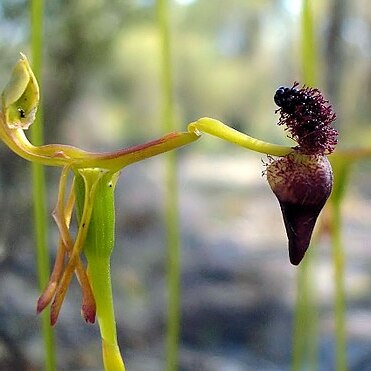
<box><xmin>266</xmin><ymin>153</ymin><xmax>333</xmax><ymax>265</ymax></box>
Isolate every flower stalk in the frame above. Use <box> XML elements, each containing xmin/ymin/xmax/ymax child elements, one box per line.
<box><xmin>74</xmin><ymin>169</ymin><xmax>124</xmax><ymax>370</ymax></box>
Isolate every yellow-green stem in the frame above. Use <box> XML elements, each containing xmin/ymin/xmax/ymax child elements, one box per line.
<box><xmin>74</xmin><ymin>170</ymin><xmax>124</xmax><ymax>370</ymax></box>
<box><xmin>164</xmin><ymin>150</ymin><xmax>181</xmax><ymax>371</ymax></box>
<box><xmin>328</xmin><ymin>157</ymin><xmax>351</xmax><ymax>371</ymax></box>
<box><xmin>301</xmin><ymin>0</ymin><xmax>317</xmax><ymax>85</ymax></box>
<box><xmin>292</xmin><ymin>247</ymin><xmax>318</xmax><ymax>371</ymax></box>
<box><xmin>30</xmin><ymin>0</ymin><xmax>56</xmax><ymax>370</ymax></box>
<box><xmin>292</xmin><ymin>257</ymin><xmax>308</xmax><ymax>371</ymax></box>
<box><xmin>87</xmin><ymin>257</ymin><xmax>125</xmax><ymax>371</ymax></box>
<box><xmin>330</xmin><ymin>199</ymin><xmax>347</xmax><ymax>371</ymax></box>
<box><xmin>292</xmin><ymin>1</ymin><xmax>319</xmax><ymax>370</ymax></box>
<box><xmin>157</xmin><ymin>0</ymin><xmax>181</xmax><ymax>370</ymax></box>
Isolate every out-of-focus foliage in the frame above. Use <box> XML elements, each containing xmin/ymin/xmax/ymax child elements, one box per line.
<box><xmin>1</xmin><ymin>0</ymin><xmax>370</xmax><ymax>150</ymax></box>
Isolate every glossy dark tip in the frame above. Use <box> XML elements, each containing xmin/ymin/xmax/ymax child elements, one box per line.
<box><xmin>266</xmin><ymin>153</ymin><xmax>333</xmax><ymax>265</ymax></box>
<box><xmin>274</xmin><ymin>85</ymin><xmax>299</xmax><ymax>113</ymax></box>
<box><xmin>279</xmin><ymin>201</ymin><xmax>322</xmax><ymax>265</ymax></box>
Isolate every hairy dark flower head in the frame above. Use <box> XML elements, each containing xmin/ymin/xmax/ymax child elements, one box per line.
<box><xmin>274</xmin><ymin>82</ymin><xmax>338</xmax><ymax>155</ymax></box>
<box><xmin>267</xmin><ymin>84</ymin><xmax>338</xmax><ymax>265</ymax></box>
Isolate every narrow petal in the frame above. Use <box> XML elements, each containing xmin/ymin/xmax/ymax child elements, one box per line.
<box><xmin>50</xmin><ymin>169</ymin><xmax>104</xmax><ymax>325</ymax></box>
<box><xmin>38</xmin><ymin>166</ymin><xmax>72</xmax><ymax>313</ymax></box>
<box><xmin>37</xmin><ymin>239</ymin><xmax>66</xmax><ymax>314</ymax></box>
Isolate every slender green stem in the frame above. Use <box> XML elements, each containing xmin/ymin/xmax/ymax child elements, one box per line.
<box><xmin>30</xmin><ymin>2</ymin><xmax>44</xmax><ymax>147</ymax></box>
<box><xmin>75</xmin><ymin>170</ymin><xmax>125</xmax><ymax>370</ymax></box>
<box><xmin>157</xmin><ymin>1</ymin><xmax>181</xmax><ymax>370</ymax></box>
<box><xmin>292</xmin><ymin>1</ymin><xmax>319</xmax><ymax>370</ymax></box>
<box><xmin>88</xmin><ymin>257</ymin><xmax>117</xmax><ymax>347</ymax></box>
<box><xmin>30</xmin><ymin>0</ymin><xmax>56</xmax><ymax>370</ymax></box>
<box><xmin>328</xmin><ymin>158</ymin><xmax>351</xmax><ymax>371</ymax></box>
<box><xmin>87</xmin><ymin>257</ymin><xmax>125</xmax><ymax>371</ymax></box>
<box><xmin>330</xmin><ymin>199</ymin><xmax>347</xmax><ymax>371</ymax></box>
<box><xmin>292</xmin><ymin>246</ymin><xmax>318</xmax><ymax>371</ymax></box>
<box><xmin>292</xmin><ymin>255</ymin><xmax>309</xmax><ymax>371</ymax></box>
<box><xmin>164</xmin><ymin>151</ymin><xmax>181</xmax><ymax>371</ymax></box>
<box><xmin>301</xmin><ymin>0</ymin><xmax>317</xmax><ymax>85</ymax></box>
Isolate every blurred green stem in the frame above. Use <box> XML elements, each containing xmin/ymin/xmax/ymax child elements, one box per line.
<box><xmin>292</xmin><ymin>1</ymin><xmax>319</xmax><ymax>370</ymax></box>
<box><xmin>330</xmin><ymin>198</ymin><xmax>347</xmax><ymax>371</ymax></box>
<box><xmin>292</xmin><ymin>248</ymin><xmax>318</xmax><ymax>371</ymax></box>
<box><xmin>301</xmin><ymin>0</ymin><xmax>316</xmax><ymax>85</ymax></box>
<box><xmin>157</xmin><ymin>1</ymin><xmax>181</xmax><ymax>370</ymax></box>
<box><xmin>329</xmin><ymin>157</ymin><xmax>351</xmax><ymax>371</ymax></box>
<box><xmin>30</xmin><ymin>0</ymin><xmax>56</xmax><ymax>370</ymax></box>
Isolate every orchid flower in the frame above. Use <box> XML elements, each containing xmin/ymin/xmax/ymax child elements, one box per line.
<box><xmin>1</xmin><ymin>53</ymin><xmax>341</xmax><ymax>369</ymax></box>
<box><xmin>0</xmin><ymin>54</ymin><xmax>200</xmax><ymax>370</ymax></box>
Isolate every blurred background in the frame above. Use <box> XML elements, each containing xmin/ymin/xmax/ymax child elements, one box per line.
<box><xmin>1</xmin><ymin>0</ymin><xmax>371</xmax><ymax>370</ymax></box>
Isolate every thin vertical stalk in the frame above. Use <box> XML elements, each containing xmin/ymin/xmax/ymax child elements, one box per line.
<box><xmin>330</xmin><ymin>199</ymin><xmax>347</xmax><ymax>371</ymax></box>
<box><xmin>157</xmin><ymin>1</ymin><xmax>181</xmax><ymax>370</ymax></box>
<box><xmin>301</xmin><ymin>0</ymin><xmax>317</xmax><ymax>86</ymax></box>
<box><xmin>292</xmin><ymin>260</ymin><xmax>308</xmax><ymax>371</ymax></box>
<box><xmin>292</xmin><ymin>247</ymin><xmax>318</xmax><ymax>371</ymax></box>
<box><xmin>329</xmin><ymin>158</ymin><xmax>351</xmax><ymax>371</ymax></box>
<box><xmin>30</xmin><ymin>0</ymin><xmax>56</xmax><ymax>370</ymax></box>
<box><xmin>292</xmin><ymin>1</ymin><xmax>319</xmax><ymax>370</ymax></box>
<box><xmin>74</xmin><ymin>170</ymin><xmax>125</xmax><ymax>370</ymax></box>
